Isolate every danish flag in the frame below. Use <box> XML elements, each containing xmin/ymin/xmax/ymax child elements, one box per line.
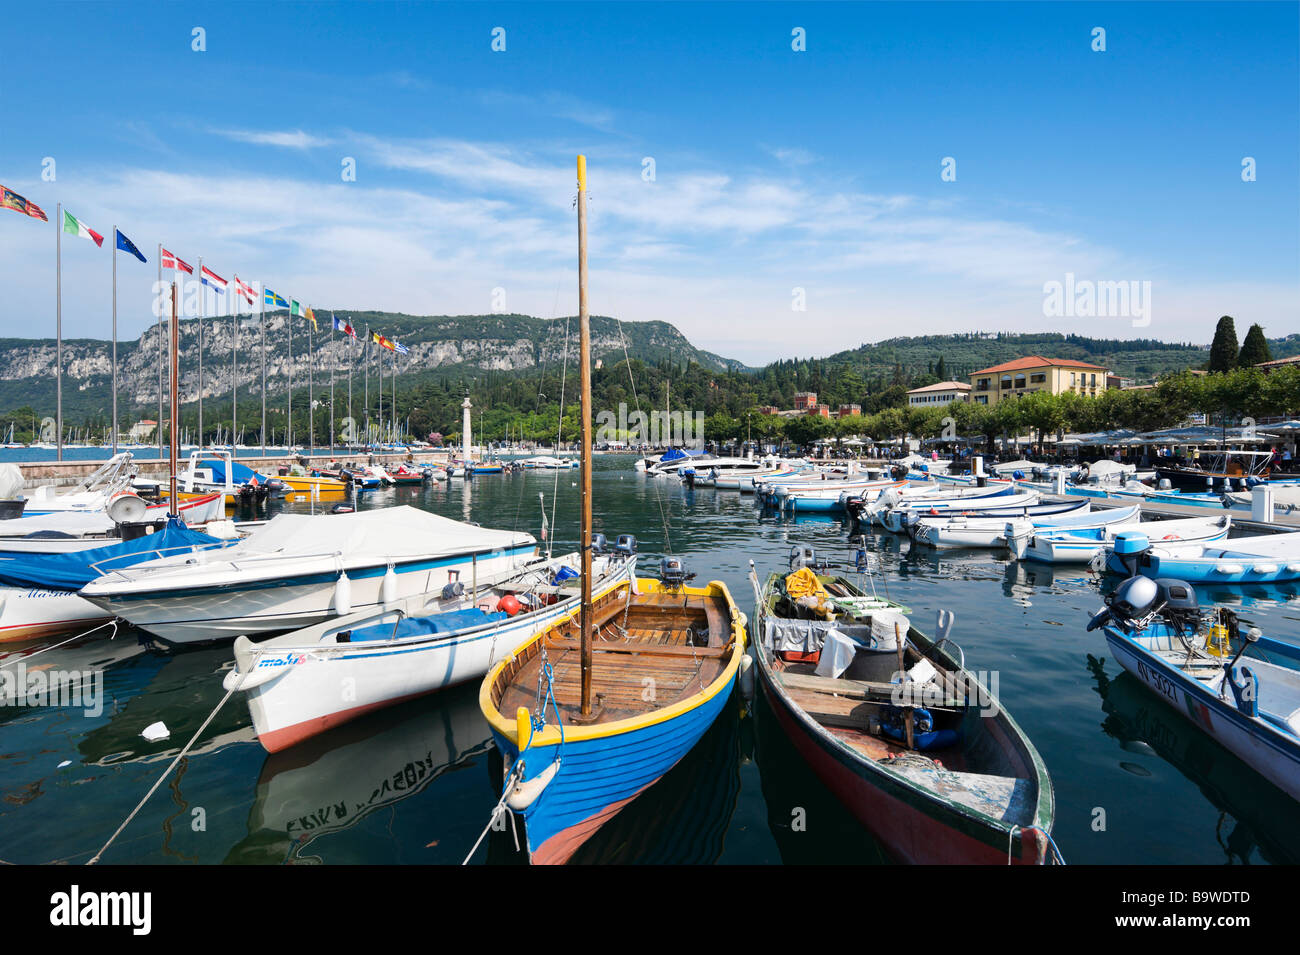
<box><xmin>160</xmin><ymin>248</ymin><xmax>194</xmax><ymax>274</ymax></box>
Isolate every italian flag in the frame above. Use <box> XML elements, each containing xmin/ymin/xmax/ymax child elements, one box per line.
<box><xmin>291</xmin><ymin>299</ymin><xmax>317</xmax><ymax>329</ymax></box>
<box><xmin>62</xmin><ymin>210</ymin><xmax>104</xmax><ymax>247</ymax></box>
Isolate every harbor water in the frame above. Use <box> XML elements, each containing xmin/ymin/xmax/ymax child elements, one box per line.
<box><xmin>2</xmin><ymin>455</ymin><xmax>1297</xmax><ymax>865</ymax></box>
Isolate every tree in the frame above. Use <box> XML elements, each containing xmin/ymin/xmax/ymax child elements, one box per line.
<box><xmin>1208</xmin><ymin>316</ymin><xmax>1239</xmax><ymax>373</ymax></box>
<box><xmin>1237</xmin><ymin>324</ymin><xmax>1272</xmax><ymax>368</ymax></box>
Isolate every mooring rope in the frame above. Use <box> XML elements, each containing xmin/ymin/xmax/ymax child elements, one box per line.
<box><xmin>0</xmin><ymin>619</ymin><xmax>120</xmax><ymax>669</ymax></box>
<box><xmin>87</xmin><ymin>645</ymin><xmax>265</xmax><ymax>865</ymax></box>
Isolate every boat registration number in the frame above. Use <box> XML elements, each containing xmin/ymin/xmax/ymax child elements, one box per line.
<box><xmin>1135</xmin><ymin>659</ymin><xmax>1179</xmax><ymax>706</ymax></box>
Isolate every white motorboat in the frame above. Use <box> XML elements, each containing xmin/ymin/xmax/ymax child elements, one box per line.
<box><xmin>225</xmin><ymin>546</ymin><xmax>636</xmax><ymax>752</ymax></box>
<box><xmin>911</xmin><ymin>500</ymin><xmax>1103</xmax><ymax>549</ymax></box>
<box><xmin>78</xmin><ymin>506</ymin><xmax>538</xmax><ymax>645</ymax></box>
<box><xmin>1022</xmin><ymin>513</ymin><xmax>1227</xmax><ymax>564</ymax></box>
<box><xmin>879</xmin><ymin>488</ymin><xmax>1039</xmax><ymax>533</ymax></box>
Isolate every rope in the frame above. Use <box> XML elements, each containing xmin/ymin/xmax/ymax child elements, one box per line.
<box><xmin>0</xmin><ymin>619</ymin><xmax>120</xmax><ymax>669</ymax></box>
<box><xmin>461</xmin><ymin>761</ymin><xmax>522</xmax><ymax>865</ymax></box>
<box><xmin>613</xmin><ymin>308</ymin><xmax>673</xmax><ymax>554</ymax></box>
<box><xmin>87</xmin><ymin>645</ymin><xmax>265</xmax><ymax>865</ymax></box>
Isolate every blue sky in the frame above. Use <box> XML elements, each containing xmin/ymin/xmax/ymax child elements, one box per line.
<box><xmin>1</xmin><ymin>1</ymin><xmax>1296</xmax><ymax>364</ymax></box>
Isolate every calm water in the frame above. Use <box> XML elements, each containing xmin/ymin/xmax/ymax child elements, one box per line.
<box><xmin>3</xmin><ymin>456</ymin><xmax>1299</xmax><ymax>865</ymax></box>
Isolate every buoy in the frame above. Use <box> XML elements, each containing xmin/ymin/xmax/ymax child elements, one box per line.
<box><xmin>498</xmin><ymin>594</ymin><xmax>523</xmax><ymax>616</ymax></box>
<box><xmin>739</xmin><ymin>653</ymin><xmax>755</xmax><ymax>701</ymax></box>
<box><xmin>333</xmin><ymin>571</ymin><xmax>353</xmax><ymax>615</ymax></box>
<box><xmin>380</xmin><ymin>564</ymin><xmax>399</xmax><ymax>607</ymax></box>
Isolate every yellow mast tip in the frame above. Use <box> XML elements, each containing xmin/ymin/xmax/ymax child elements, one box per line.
<box><xmin>577</xmin><ymin>154</ymin><xmax>587</xmax><ymax>189</ymax></box>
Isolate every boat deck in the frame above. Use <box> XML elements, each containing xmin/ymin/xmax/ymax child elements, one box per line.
<box><xmin>495</xmin><ymin>590</ymin><xmax>736</xmax><ymax>726</ymax></box>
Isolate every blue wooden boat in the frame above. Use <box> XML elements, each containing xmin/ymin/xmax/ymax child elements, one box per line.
<box><xmin>480</xmin><ymin>573</ymin><xmax>745</xmax><ymax>863</ymax></box>
<box><xmin>1088</xmin><ymin>576</ymin><xmax>1300</xmax><ymax>801</ymax></box>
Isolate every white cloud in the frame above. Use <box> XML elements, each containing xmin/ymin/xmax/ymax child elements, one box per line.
<box><xmin>212</xmin><ymin>128</ymin><xmax>335</xmax><ymax>150</ymax></box>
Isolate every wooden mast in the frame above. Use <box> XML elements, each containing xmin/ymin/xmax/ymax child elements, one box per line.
<box><xmin>168</xmin><ymin>281</ymin><xmax>181</xmax><ymax>517</ymax></box>
<box><xmin>577</xmin><ymin>154</ymin><xmax>595</xmax><ymax>717</ymax></box>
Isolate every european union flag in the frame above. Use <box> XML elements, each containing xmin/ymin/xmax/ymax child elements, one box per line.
<box><xmin>264</xmin><ymin>288</ymin><xmax>289</xmax><ymax>309</ymax></box>
<box><xmin>114</xmin><ymin>229</ymin><xmax>147</xmax><ymax>264</ymax></box>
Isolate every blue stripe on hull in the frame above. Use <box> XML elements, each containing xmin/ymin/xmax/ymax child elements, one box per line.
<box><xmin>493</xmin><ymin>678</ymin><xmax>735</xmax><ymax>857</ymax></box>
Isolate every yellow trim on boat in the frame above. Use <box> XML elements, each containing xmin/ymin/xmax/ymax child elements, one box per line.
<box><xmin>275</xmin><ymin>474</ymin><xmax>347</xmax><ymax>494</ymax></box>
<box><xmin>480</xmin><ymin>578</ymin><xmax>748</xmax><ymax>748</ymax></box>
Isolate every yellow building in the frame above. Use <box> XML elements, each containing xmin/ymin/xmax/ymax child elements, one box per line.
<box><xmin>968</xmin><ymin>356</ymin><xmax>1108</xmax><ymax>406</ymax></box>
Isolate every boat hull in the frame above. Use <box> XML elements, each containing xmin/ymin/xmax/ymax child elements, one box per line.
<box><xmin>0</xmin><ymin>588</ymin><xmax>111</xmax><ymax>643</ymax></box>
<box><xmin>234</xmin><ymin>563</ymin><xmax>634</xmax><ymax>752</ymax></box>
<box><xmin>80</xmin><ymin>544</ymin><xmax>537</xmax><ymax>645</ymax></box>
<box><xmin>1105</xmin><ymin>628</ymin><xmax>1300</xmax><ymax>800</ymax></box>
<box><xmin>755</xmin><ymin>666</ymin><xmax>1049</xmax><ymax>864</ymax></box>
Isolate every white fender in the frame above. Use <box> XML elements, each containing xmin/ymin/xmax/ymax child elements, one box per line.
<box><xmin>380</xmin><ymin>563</ymin><xmax>398</xmax><ymax>607</ymax></box>
<box><xmin>505</xmin><ymin>759</ymin><xmax>560</xmax><ymax>811</ymax></box>
<box><xmin>333</xmin><ymin>571</ymin><xmax>353</xmax><ymax>615</ymax></box>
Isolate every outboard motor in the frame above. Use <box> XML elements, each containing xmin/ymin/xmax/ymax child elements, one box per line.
<box><xmin>1156</xmin><ymin>478</ymin><xmax>1172</xmax><ymax>491</ymax></box>
<box><xmin>591</xmin><ymin>533</ymin><xmax>608</xmax><ymax>556</ymax></box>
<box><xmin>1110</xmin><ymin>529</ymin><xmax>1151</xmax><ymax>577</ymax></box>
<box><xmin>1153</xmin><ymin>578</ymin><xmax>1200</xmax><ymax>633</ymax></box>
<box><xmin>657</xmin><ymin>556</ymin><xmax>693</xmax><ymax>588</ymax></box>
<box><xmin>789</xmin><ymin>544</ymin><xmax>818</xmax><ymax>571</ymax></box>
<box><xmin>614</xmin><ymin>534</ymin><xmax>637</xmax><ymax>558</ymax></box>
<box><xmin>1087</xmin><ymin>574</ymin><xmax>1161</xmax><ymax>631</ymax></box>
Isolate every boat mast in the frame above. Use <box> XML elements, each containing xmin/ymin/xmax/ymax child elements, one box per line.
<box><xmin>577</xmin><ymin>154</ymin><xmax>595</xmax><ymax>717</ymax></box>
<box><xmin>169</xmin><ymin>282</ymin><xmax>180</xmax><ymax>518</ymax></box>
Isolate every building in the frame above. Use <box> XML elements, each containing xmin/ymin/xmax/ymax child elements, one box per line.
<box><xmin>756</xmin><ymin>405</ymin><xmax>780</xmax><ymax>415</ymax></box>
<box><xmin>968</xmin><ymin>356</ymin><xmax>1108</xmax><ymax>406</ymax></box>
<box><xmin>793</xmin><ymin>392</ymin><xmax>818</xmax><ymax>411</ymax></box>
<box><xmin>836</xmin><ymin>403</ymin><xmax>862</xmax><ymax>417</ymax></box>
<box><xmin>128</xmin><ymin>419</ymin><xmax>157</xmax><ymax>441</ymax></box>
<box><xmin>813</xmin><ymin>404</ymin><xmax>831</xmax><ymax>418</ymax></box>
<box><xmin>906</xmin><ymin>381</ymin><xmax>971</xmax><ymax>407</ymax></box>
<box><xmin>1257</xmin><ymin>355</ymin><xmax>1300</xmax><ymax>374</ymax></box>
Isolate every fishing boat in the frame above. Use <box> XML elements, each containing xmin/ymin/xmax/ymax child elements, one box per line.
<box><xmin>1088</xmin><ymin>575</ymin><xmax>1300</xmax><ymax>801</ymax></box>
<box><xmin>749</xmin><ymin>547</ymin><xmax>1059</xmax><ymax>864</ymax></box>
<box><xmin>226</xmin><ymin>544</ymin><xmax>637</xmax><ymax>752</ymax></box>
<box><xmin>777</xmin><ymin>478</ymin><xmax>904</xmax><ymax>513</ymax></box>
<box><xmin>478</xmin><ymin>156</ymin><xmax>746</xmax><ymax>865</ymax></box>
<box><xmin>78</xmin><ymin>506</ymin><xmax>537</xmax><ymax>645</ymax></box>
<box><xmin>849</xmin><ymin>480</ymin><xmax>1016</xmax><ymax>526</ymax></box>
<box><xmin>274</xmin><ymin>469</ymin><xmax>348</xmax><ymax>499</ymax></box>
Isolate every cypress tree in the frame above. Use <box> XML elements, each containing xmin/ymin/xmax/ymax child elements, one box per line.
<box><xmin>1208</xmin><ymin>316</ymin><xmax>1238</xmax><ymax>373</ymax></box>
<box><xmin>1237</xmin><ymin>323</ymin><xmax>1273</xmax><ymax>367</ymax></box>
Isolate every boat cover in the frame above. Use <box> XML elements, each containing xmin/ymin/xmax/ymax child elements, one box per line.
<box><xmin>200</xmin><ymin>458</ymin><xmax>262</xmax><ymax>484</ymax></box>
<box><xmin>0</xmin><ymin>511</ymin><xmax>120</xmax><ymax>539</ymax></box>
<box><xmin>0</xmin><ymin>520</ymin><xmax>223</xmax><ymax>590</ymax></box>
<box><xmin>346</xmin><ymin>607</ymin><xmax>507</xmax><ymax>642</ymax></box>
<box><xmin>147</xmin><ymin>506</ymin><xmax>535</xmax><ymax>565</ymax></box>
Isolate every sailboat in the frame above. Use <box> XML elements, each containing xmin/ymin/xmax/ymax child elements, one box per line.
<box><xmin>478</xmin><ymin>156</ymin><xmax>747</xmax><ymax>865</ymax></box>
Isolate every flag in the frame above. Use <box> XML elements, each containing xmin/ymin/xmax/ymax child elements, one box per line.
<box><xmin>394</xmin><ymin>341</ymin><xmax>409</xmax><ymax>355</ymax></box>
<box><xmin>332</xmin><ymin>315</ymin><xmax>356</xmax><ymax>338</ymax></box>
<box><xmin>114</xmin><ymin>229</ymin><xmax>147</xmax><ymax>264</ymax></box>
<box><xmin>291</xmin><ymin>299</ymin><xmax>317</xmax><ymax>330</ymax></box>
<box><xmin>234</xmin><ymin>276</ymin><xmax>256</xmax><ymax>305</ymax></box>
<box><xmin>370</xmin><ymin>330</ymin><xmax>396</xmax><ymax>352</ymax></box>
<box><xmin>1</xmin><ymin>186</ymin><xmax>47</xmax><ymax>221</ymax></box>
<box><xmin>161</xmin><ymin>247</ymin><xmax>193</xmax><ymax>274</ymax></box>
<box><xmin>264</xmin><ymin>288</ymin><xmax>289</xmax><ymax>309</ymax></box>
<box><xmin>201</xmin><ymin>265</ymin><xmax>227</xmax><ymax>292</ymax></box>
<box><xmin>62</xmin><ymin>210</ymin><xmax>104</xmax><ymax>247</ymax></box>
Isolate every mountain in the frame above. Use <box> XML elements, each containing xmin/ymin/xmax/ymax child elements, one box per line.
<box><xmin>0</xmin><ymin>311</ymin><xmax>749</xmax><ymax>425</ymax></box>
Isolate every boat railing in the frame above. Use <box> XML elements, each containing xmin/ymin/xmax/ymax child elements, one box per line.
<box><xmin>89</xmin><ymin>539</ymin><xmax>240</xmax><ymax>574</ymax></box>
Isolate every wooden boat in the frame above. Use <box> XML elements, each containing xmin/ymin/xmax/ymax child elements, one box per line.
<box><xmin>749</xmin><ymin>549</ymin><xmax>1059</xmax><ymax>864</ymax></box>
<box><xmin>478</xmin><ymin>155</ymin><xmax>746</xmax><ymax>865</ymax></box>
<box><xmin>1089</xmin><ymin>576</ymin><xmax>1300</xmax><ymax>801</ymax></box>
<box><xmin>275</xmin><ymin>471</ymin><xmax>347</xmax><ymax>499</ymax></box>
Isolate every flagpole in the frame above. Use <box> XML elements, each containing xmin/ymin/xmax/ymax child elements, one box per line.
<box><xmin>391</xmin><ymin>347</ymin><xmax>397</xmax><ymax>446</ymax></box>
<box><xmin>347</xmin><ymin>321</ymin><xmax>353</xmax><ymax>449</ymax></box>
<box><xmin>111</xmin><ymin>225</ymin><xmax>118</xmax><ymax>455</ymax></box>
<box><xmin>329</xmin><ymin>314</ymin><xmax>335</xmax><ymax>457</ymax></box>
<box><xmin>287</xmin><ymin>299</ymin><xmax>293</xmax><ymax>450</ymax></box>
<box><xmin>197</xmin><ymin>255</ymin><xmax>204</xmax><ymax>449</ymax></box>
<box><xmin>157</xmin><ymin>243</ymin><xmax>163</xmax><ymax>460</ymax></box>
<box><xmin>378</xmin><ymin>336</ymin><xmax>384</xmax><ymax>449</ymax></box>
<box><xmin>260</xmin><ymin>286</ymin><xmax>266</xmax><ymax>456</ymax></box>
<box><xmin>308</xmin><ymin>314</ymin><xmax>315</xmax><ymax>455</ymax></box>
<box><xmin>364</xmin><ymin>324</ymin><xmax>369</xmax><ymax>447</ymax></box>
<box><xmin>231</xmin><ymin>276</ymin><xmax>238</xmax><ymax>454</ymax></box>
<box><xmin>55</xmin><ymin>202</ymin><xmax>62</xmax><ymax>462</ymax></box>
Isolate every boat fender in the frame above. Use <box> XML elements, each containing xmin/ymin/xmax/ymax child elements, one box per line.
<box><xmin>506</xmin><ymin>759</ymin><xmax>560</xmax><ymax>811</ymax></box>
<box><xmin>738</xmin><ymin>653</ymin><xmax>755</xmax><ymax>701</ymax></box>
<box><xmin>380</xmin><ymin>564</ymin><xmax>399</xmax><ymax>607</ymax></box>
<box><xmin>498</xmin><ymin>594</ymin><xmax>523</xmax><ymax>616</ymax></box>
<box><xmin>333</xmin><ymin>571</ymin><xmax>353</xmax><ymax>615</ymax></box>
<box><xmin>1228</xmin><ymin>666</ymin><xmax>1259</xmax><ymax>718</ymax></box>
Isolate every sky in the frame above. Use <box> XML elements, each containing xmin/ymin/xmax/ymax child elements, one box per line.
<box><xmin>0</xmin><ymin>1</ymin><xmax>1297</xmax><ymax>366</ymax></box>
